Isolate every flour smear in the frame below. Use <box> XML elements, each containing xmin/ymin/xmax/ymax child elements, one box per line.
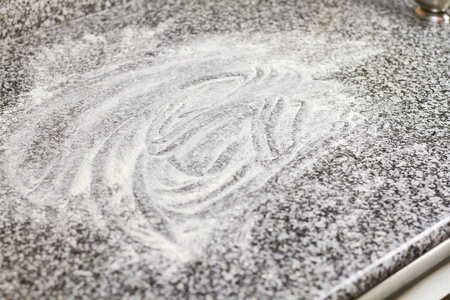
<box><xmin>0</xmin><ymin>28</ymin><xmax>379</xmax><ymax>266</ymax></box>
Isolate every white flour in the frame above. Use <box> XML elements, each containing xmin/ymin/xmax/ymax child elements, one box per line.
<box><xmin>0</xmin><ymin>29</ymin><xmax>379</xmax><ymax>266</ymax></box>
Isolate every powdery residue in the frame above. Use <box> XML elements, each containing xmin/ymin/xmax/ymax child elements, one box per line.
<box><xmin>0</xmin><ymin>29</ymin><xmax>379</xmax><ymax>267</ymax></box>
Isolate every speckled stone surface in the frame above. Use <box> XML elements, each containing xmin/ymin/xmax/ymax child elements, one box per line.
<box><xmin>0</xmin><ymin>0</ymin><xmax>449</xmax><ymax>299</ymax></box>
<box><xmin>0</xmin><ymin>0</ymin><xmax>128</xmax><ymax>41</ymax></box>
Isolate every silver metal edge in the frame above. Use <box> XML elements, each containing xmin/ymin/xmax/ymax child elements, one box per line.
<box><xmin>358</xmin><ymin>238</ymin><xmax>450</xmax><ymax>300</ymax></box>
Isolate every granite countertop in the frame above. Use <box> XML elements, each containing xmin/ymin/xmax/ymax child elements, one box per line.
<box><xmin>0</xmin><ymin>0</ymin><xmax>449</xmax><ymax>299</ymax></box>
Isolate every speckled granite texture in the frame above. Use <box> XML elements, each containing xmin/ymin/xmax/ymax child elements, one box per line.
<box><xmin>0</xmin><ymin>0</ymin><xmax>449</xmax><ymax>299</ymax></box>
<box><xmin>0</xmin><ymin>0</ymin><xmax>130</xmax><ymax>41</ymax></box>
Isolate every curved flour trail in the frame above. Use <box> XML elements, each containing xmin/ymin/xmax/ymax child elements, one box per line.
<box><xmin>1</xmin><ymin>32</ymin><xmax>376</xmax><ymax>263</ymax></box>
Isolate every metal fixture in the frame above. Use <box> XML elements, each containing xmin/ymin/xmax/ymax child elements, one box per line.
<box><xmin>414</xmin><ymin>0</ymin><xmax>450</xmax><ymax>23</ymax></box>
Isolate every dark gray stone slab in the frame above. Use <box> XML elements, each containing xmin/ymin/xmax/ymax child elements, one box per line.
<box><xmin>0</xmin><ymin>1</ymin><xmax>449</xmax><ymax>299</ymax></box>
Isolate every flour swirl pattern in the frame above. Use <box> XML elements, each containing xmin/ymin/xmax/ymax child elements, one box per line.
<box><xmin>2</xmin><ymin>36</ymin><xmax>369</xmax><ymax>260</ymax></box>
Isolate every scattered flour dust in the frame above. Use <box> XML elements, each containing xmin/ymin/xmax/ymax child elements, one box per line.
<box><xmin>0</xmin><ymin>28</ymin><xmax>379</xmax><ymax>269</ymax></box>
